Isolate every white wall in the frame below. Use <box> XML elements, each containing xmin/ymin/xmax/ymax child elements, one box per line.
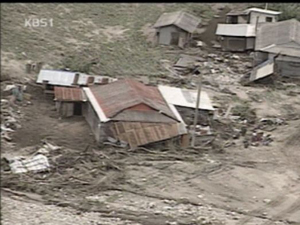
<box><xmin>249</xmin><ymin>12</ymin><xmax>277</xmax><ymax>24</ymax></box>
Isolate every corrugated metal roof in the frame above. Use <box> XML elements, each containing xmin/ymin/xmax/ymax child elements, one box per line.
<box><xmin>154</xmin><ymin>11</ymin><xmax>201</xmax><ymax>33</ymax></box>
<box><xmin>37</xmin><ymin>69</ymin><xmax>117</xmax><ymax>86</ymax></box>
<box><xmin>112</xmin><ymin>110</ymin><xmax>177</xmax><ymax>123</ymax></box>
<box><xmin>54</xmin><ymin>87</ymin><xmax>87</xmax><ymax>102</ymax></box>
<box><xmin>158</xmin><ymin>85</ymin><xmax>215</xmax><ymax>111</ymax></box>
<box><xmin>259</xmin><ymin>44</ymin><xmax>300</xmax><ymax>58</ymax></box>
<box><xmin>227</xmin><ymin>8</ymin><xmax>281</xmax><ymax>16</ymax></box>
<box><xmin>255</xmin><ymin>19</ymin><xmax>300</xmax><ymax>55</ymax></box>
<box><xmin>37</xmin><ymin>70</ymin><xmax>76</xmax><ymax>86</ymax></box>
<box><xmin>249</xmin><ymin>58</ymin><xmax>274</xmax><ymax>82</ymax></box>
<box><xmin>244</xmin><ymin>8</ymin><xmax>281</xmax><ymax>15</ymax></box>
<box><xmin>88</xmin><ymin>79</ymin><xmax>178</xmax><ymax>120</ymax></box>
<box><xmin>216</xmin><ymin>24</ymin><xmax>256</xmax><ymax>37</ymax></box>
<box><xmin>111</xmin><ymin>122</ymin><xmax>180</xmax><ymax>148</ymax></box>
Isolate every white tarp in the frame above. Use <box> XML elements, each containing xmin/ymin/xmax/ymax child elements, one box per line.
<box><xmin>158</xmin><ymin>85</ymin><xmax>215</xmax><ymax>111</ymax></box>
<box><xmin>9</xmin><ymin>154</ymin><xmax>50</xmax><ymax>174</ymax></box>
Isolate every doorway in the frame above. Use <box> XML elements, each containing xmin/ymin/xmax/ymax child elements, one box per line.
<box><xmin>73</xmin><ymin>102</ymin><xmax>82</xmax><ymax>115</ymax></box>
<box><xmin>170</xmin><ymin>32</ymin><xmax>179</xmax><ymax>45</ymax></box>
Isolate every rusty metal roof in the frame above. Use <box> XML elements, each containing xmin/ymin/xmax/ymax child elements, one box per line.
<box><xmin>111</xmin><ymin>122</ymin><xmax>180</xmax><ymax>148</ymax></box>
<box><xmin>88</xmin><ymin>79</ymin><xmax>177</xmax><ymax>121</ymax></box>
<box><xmin>54</xmin><ymin>87</ymin><xmax>87</xmax><ymax>102</ymax></box>
<box><xmin>154</xmin><ymin>11</ymin><xmax>201</xmax><ymax>33</ymax></box>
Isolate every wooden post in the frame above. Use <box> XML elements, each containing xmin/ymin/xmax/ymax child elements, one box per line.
<box><xmin>191</xmin><ymin>71</ymin><xmax>202</xmax><ymax>147</ymax></box>
<box><xmin>26</xmin><ymin>63</ymin><xmax>32</xmax><ymax>74</ymax></box>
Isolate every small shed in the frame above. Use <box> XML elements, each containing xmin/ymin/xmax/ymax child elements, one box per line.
<box><xmin>254</xmin><ymin>19</ymin><xmax>300</xmax><ymax>79</ymax></box>
<box><xmin>154</xmin><ymin>11</ymin><xmax>201</xmax><ymax>48</ymax></box>
<box><xmin>54</xmin><ymin>87</ymin><xmax>87</xmax><ymax>118</ymax></box>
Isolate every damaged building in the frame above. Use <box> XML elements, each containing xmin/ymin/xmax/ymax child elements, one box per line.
<box><xmin>253</xmin><ymin>19</ymin><xmax>300</xmax><ymax>80</ymax></box>
<box><xmin>216</xmin><ymin>8</ymin><xmax>281</xmax><ymax>52</ymax></box>
<box><xmin>36</xmin><ymin>69</ymin><xmax>117</xmax><ymax>94</ymax></box>
<box><xmin>54</xmin><ymin>87</ymin><xmax>87</xmax><ymax>118</ymax></box>
<box><xmin>154</xmin><ymin>11</ymin><xmax>201</xmax><ymax>48</ymax></box>
<box><xmin>158</xmin><ymin>85</ymin><xmax>215</xmax><ymax>126</ymax></box>
<box><xmin>82</xmin><ymin>79</ymin><xmax>188</xmax><ymax>148</ymax></box>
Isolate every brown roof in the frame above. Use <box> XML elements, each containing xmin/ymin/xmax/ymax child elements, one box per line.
<box><xmin>255</xmin><ymin>19</ymin><xmax>300</xmax><ymax>57</ymax></box>
<box><xmin>54</xmin><ymin>87</ymin><xmax>86</xmax><ymax>102</ymax></box>
<box><xmin>111</xmin><ymin>122</ymin><xmax>180</xmax><ymax>148</ymax></box>
<box><xmin>154</xmin><ymin>11</ymin><xmax>201</xmax><ymax>33</ymax></box>
<box><xmin>89</xmin><ymin>79</ymin><xmax>177</xmax><ymax>121</ymax></box>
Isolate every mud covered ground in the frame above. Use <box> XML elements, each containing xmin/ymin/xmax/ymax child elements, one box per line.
<box><xmin>1</xmin><ymin>3</ymin><xmax>300</xmax><ymax>225</ymax></box>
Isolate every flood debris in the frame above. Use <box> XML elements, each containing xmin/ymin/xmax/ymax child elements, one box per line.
<box><xmin>7</xmin><ymin>154</ymin><xmax>50</xmax><ymax>174</ymax></box>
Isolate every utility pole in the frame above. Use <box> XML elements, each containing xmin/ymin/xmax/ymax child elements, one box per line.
<box><xmin>191</xmin><ymin>67</ymin><xmax>202</xmax><ymax>148</ymax></box>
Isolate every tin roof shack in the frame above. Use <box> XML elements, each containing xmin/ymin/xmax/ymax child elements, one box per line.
<box><xmin>82</xmin><ymin>79</ymin><xmax>187</xmax><ymax>148</ymax></box>
<box><xmin>54</xmin><ymin>87</ymin><xmax>87</xmax><ymax>118</ymax></box>
<box><xmin>158</xmin><ymin>85</ymin><xmax>215</xmax><ymax>126</ymax></box>
<box><xmin>36</xmin><ymin>69</ymin><xmax>117</xmax><ymax>94</ymax></box>
<box><xmin>158</xmin><ymin>85</ymin><xmax>215</xmax><ymax>147</ymax></box>
<box><xmin>254</xmin><ymin>19</ymin><xmax>300</xmax><ymax>79</ymax></box>
<box><xmin>154</xmin><ymin>11</ymin><xmax>201</xmax><ymax>48</ymax></box>
<box><xmin>216</xmin><ymin>8</ymin><xmax>281</xmax><ymax>52</ymax></box>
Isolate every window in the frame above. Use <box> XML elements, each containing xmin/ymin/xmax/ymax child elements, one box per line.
<box><xmin>266</xmin><ymin>17</ymin><xmax>273</xmax><ymax>22</ymax></box>
<box><xmin>230</xmin><ymin>16</ymin><xmax>238</xmax><ymax>24</ymax></box>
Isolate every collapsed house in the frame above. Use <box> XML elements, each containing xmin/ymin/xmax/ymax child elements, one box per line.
<box><xmin>82</xmin><ymin>79</ymin><xmax>188</xmax><ymax>148</ymax></box>
<box><xmin>36</xmin><ymin>69</ymin><xmax>117</xmax><ymax>94</ymax></box>
<box><xmin>154</xmin><ymin>11</ymin><xmax>201</xmax><ymax>48</ymax></box>
<box><xmin>252</xmin><ymin>19</ymin><xmax>300</xmax><ymax>80</ymax></box>
<box><xmin>216</xmin><ymin>8</ymin><xmax>281</xmax><ymax>52</ymax></box>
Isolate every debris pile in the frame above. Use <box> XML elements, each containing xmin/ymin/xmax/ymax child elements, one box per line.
<box><xmin>1</xmin><ymin>98</ymin><xmax>22</xmax><ymax>147</ymax></box>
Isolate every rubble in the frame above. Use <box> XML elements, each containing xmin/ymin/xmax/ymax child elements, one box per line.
<box><xmin>7</xmin><ymin>154</ymin><xmax>50</xmax><ymax>174</ymax></box>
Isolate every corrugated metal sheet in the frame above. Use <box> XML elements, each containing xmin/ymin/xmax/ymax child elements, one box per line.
<box><xmin>88</xmin><ymin>79</ymin><xmax>178</xmax><ymax>120</ymax></box>
<box><xmin>37</xmin><ymin>70</ymin><xmax>76</xmax><ymax>86</ymax></box>
<box><xmin>154</xmin><ymin>11</ymin><xmax>201</xmax><ymax>33</ymax></box>
<box><xmin>216</xmin><ymin>24</ymin><xmax>256</xmax><ymax>37</ymax></box>
<box><xmin>111</xmin><ymin>122</ymin><xmax>180</xmax><ymax>148</ymax></box>
<box><xmin>54</xmin><ymin>87</ymin><xmax>87</xmax><ymax>102</ymax></box>
<box><xmin>158</xmin><ymin>85</ymin><xmax>215</xmax><ymax>111</ymax></box>
<box><xmin>112</xmin><ymin>110</ymin><xmax>177</xmax><ymax>123</ymax></box>
<box><xmin>255</xmin><ymin>19</ymin><xmax>300</xmax><ymax>53</ymax></box>
<box><xmin>249</xmin><ymin>58</ymin><xmax>274</xmax><ymax>82</ymax></box>
<box><xmin>37</xmin><ymin>69</ymin><xmax>117</xmax><ymax>86</ymax></box>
